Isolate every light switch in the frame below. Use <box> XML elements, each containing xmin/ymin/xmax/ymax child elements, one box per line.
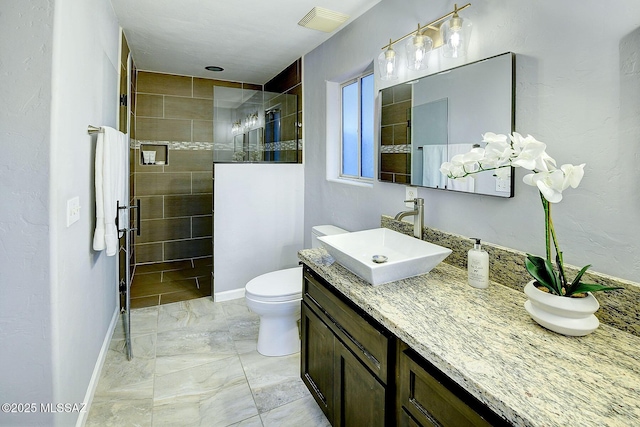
<box><xmin>66</xmin><ymin>197</ymin><xmax>80</xmax><ymax>227</ymax></box>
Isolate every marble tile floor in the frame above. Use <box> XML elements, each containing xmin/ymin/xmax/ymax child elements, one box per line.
<box><xmin>86</xmin><ymin>297</ymin><xmax>330</xmax><ymax>427</ymax></box>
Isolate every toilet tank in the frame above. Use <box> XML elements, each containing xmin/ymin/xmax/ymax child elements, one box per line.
<box><xmin>311</xmin><ymin>225</ymin><xmax>349</xmax><ymax>248</ymax></box>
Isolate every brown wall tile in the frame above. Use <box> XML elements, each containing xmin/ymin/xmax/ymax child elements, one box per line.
<box><xmin>265</xmin><ymin>59</ymin><xmax>301</xmax><ymax>93</ymax></box>
<box><xmin>136</xmin><ymin>172</ymin><xmax>192</xmax><ymax>196</ymax></box>
<box><xmin>164</xmin><ymin>150</ymin><xmax>212</xmax><ymax>172</ymax></box>
<box><xmin>393</xmin><ymin>123</ymin><xmax>408</xmax><ymax>145</ymax></box>
<box><xmin>193</xmin><ymin>78</ymin><xmax>242</xmax><ymax>99</ymax></box>
<box><xmin>192</xmin><ymin>216</ymin><xmax>212</xmax><ymax>238</ymax></box>
<box><xmin>381</xmin><ymin>101</ymin><xmax>411</xmax><ymax>127</ymax></box>
<box><xmin>381</xmin><ymin>126</ymin><xmax>393</xmax><ymax>145</ymax></box>
<box><xmin>164</xmin><ymin>96</ymin><xmax>213</xmax><ymax>120</ymax></box>
<box><xmin>392</xmin><ymin>84</ymin><xmax>412</xmax><ymax>102</ymax></box>
<box><xmin>164</xmin><ymin>194</ymin><xmax>212</xmax><ymax>218</ymax></box>
<box><xmin>192</xmin><ymin>172</ymin><xmax>213</xmax><ymax>193</ymax></box>
<box><xmin>135</xmin><ymin>243</ymin><xmax>163</xmax><ymax>264</ymax></box>
<box><xmin>137</xmin><ymin>94</ymin><xmax>164</xmax><ymax>118</ymax></box>
<box><xmin>193</xmin><ymin>120</ymin><xmax>213</xmax><ymax>142</ymax></box>
<box><xmin>137</xmin><ymin>72</ymin><xmax>192</xmax><ymax>96</ymax></box>
<box><xmin>138</xmin><ymin>218</ymin><xmax>191</xmax><ymax>243</ymax></box>
<box><xmin>139</xmin><ymin>196</ymin><xmax>164</xmax><ymax>220</ymax></box>
<box><xmin>381</xmin><ymin>153</ymin><xmax>410</xmax><ymax>174</ymax></box>
<box><xmin>136</xmin><ymin>117</ymin><xmax>192</xmax><ymax>141</ymax></box>
<box><xmin>243</xmin><ymin>83</ymin><xmax>262</xmax><ymax>91</ymax></box>
<box><xmin>164</xmin><ymin>237</ymin><xmax>212</xmax><ymax>261</ymax></box>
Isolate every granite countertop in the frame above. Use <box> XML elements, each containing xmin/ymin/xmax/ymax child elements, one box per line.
<box><xmin>298</xmin><ymin>248</ymin><xmax>640</xmax><ymax>427</ymax></box>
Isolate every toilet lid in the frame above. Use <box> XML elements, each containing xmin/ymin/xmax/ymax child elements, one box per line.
<box><xmin>245</xmin><ymin>266</ymin><xmax>303</xmax><ymax>302</ymax></box>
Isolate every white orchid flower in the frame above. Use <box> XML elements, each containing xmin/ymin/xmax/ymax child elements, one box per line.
<box><xmin>533</xmin><ymin>150</ymin><xmax>557</xmax><ymax>173</ymax></box>
<box><xmin>493</xmin><ymin>166</ymin><xmax>512</xmax><ymax>180</ymax></box>
<box><xmin>560</xmin><ymin>163</ymin><xmax>585</xmax><ymax>189</ymax></box>
<box><xmin>482</xmin><ymin>132</ymin><xmax>508</xmax><ymax>144</ymax></box>
<box><xmin>523</xmin><ymin>170</ymin><xmax>565</xmax><ymax>203</ymax></box>
<box><xmin>461</xmin><ymin>147</ymin><xmax>485</xmax><ymax>163</ymax></box>
<box><xmin>511</xmin><ymin>139</ymin><xmax>547</xmax><ymax>170</ymax></box>
<box><xmin>440</xmin><ymin>161</ymin><xmax>468</xmax><ymax>179</ymax></box>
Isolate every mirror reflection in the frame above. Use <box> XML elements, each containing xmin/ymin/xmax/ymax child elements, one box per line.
<box><xmin>379</xmin><ymin>52</ymin><xmax>515</xmax><ymax>197</ymax></box>
<box><xmin>213</xmin><ymin>86</ymin><xmax>300</xmax><ymax>163</ymax></box>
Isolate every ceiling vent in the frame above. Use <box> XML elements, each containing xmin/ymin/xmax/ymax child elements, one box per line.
<box><xmin>298</xmin><ymin>6</ymin><xmax>349</xmax><ymax>33</ymax></box>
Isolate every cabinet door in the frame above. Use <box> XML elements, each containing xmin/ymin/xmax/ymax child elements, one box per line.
<box><xmin>334</xmin><ymin>339</ymin><xmax>386</xmax><ymax>427</ymax></box>
<box><xmin>301</xmin><ymin>302</ymin><xmax>335</xmax><ymax>422</ymax></box>
<box><xmin>398</xmin><ymin>347</ymin><xmax>496</xmax><ymax>427</ymax></box>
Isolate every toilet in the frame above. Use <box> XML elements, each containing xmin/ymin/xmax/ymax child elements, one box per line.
<box><xmin>245</xmin><ymin>225</ymin><xmax>348</xmax><ymax>356</ymax></box>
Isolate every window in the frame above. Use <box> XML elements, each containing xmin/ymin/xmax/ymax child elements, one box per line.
<box><xmin>341</xmin><ymin>73</ymin><xmax>374</xmax><ymax>179</ymax></box>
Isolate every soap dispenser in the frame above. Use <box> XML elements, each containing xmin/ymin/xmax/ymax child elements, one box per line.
<box><xmin>468</xmin><ymin>238</ymin><xmax>489</xmax><ymax>289</ymax></box>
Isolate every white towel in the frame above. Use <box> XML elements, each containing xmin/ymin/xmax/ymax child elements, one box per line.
<box><xmin>93</xmin><ymin>126</ymin><xmax>127</xmax><ymax>256</ymax></box>
<box><xmin>422</xmin><ymin>145</ymin><xmax>447</xmax><ymax>188</ymax></box>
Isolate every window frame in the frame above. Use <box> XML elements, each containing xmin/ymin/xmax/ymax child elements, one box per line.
<box><xmin>339</xmin><ymin>71</ymin><xmax>374</xmax><ymax>181</ymax></box>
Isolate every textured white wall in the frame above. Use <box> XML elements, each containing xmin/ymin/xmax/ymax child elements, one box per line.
<box><xmin>214</xmin><ymin>164</ymin><xmax>304</xmax><ymax>298</ymax></box>
<box><xmin>49</xmin><ymin>0</ymin><xmax>120</xmax><ymax>425</ymax></box>
<box><xmin>0</xmin><ymin>0</ymin><xmax>120</xmax><ymax>425</ymax></box>
<box><xmin>303</xmin><ymin>0</ymin><xmax>640</xmax><ymax>283</ymax></box>
<box><xmin>0</xmin><ymin>2</ymin><xmax>55</xmax><ymax>426</ymax></box>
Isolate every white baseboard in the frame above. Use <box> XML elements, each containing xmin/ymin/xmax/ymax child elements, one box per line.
<box><xmin>76</xmin><ymin>306</ymin><xmax>119</xmax><ymax>427</ymax></box>
<box><xmin>214</xmin><ymin>288</ymin><xmax>245</xmax><ymax>302</ymax></box>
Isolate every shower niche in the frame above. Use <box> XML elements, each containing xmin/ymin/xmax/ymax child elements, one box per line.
<box><xmin>213</xmin><ymin>86</ymin><xmax>300</xmax><ymax>163</ymax></box>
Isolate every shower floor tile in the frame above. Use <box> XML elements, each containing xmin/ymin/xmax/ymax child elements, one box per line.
<box><xmin>131</xmin><ymin>257</ymin><xmax>212</xmax><ymax>308</ymax></box>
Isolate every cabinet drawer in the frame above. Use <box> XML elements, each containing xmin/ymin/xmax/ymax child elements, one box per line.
<box><xmin>398</xmin><ymin>345</ymin><xmax>508</xmax><ymax>427</ymax></box>
<box><xmin>304</xmin><ymin>268</ymin><xmax>390</xmax><ymax>384</ymax></box>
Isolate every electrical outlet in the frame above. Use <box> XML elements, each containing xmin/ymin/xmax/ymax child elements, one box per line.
<box><xmin>405</xmin><ymin>186</ymin><xmax>418</xmax><ymax>208</ymax></box>
<box><xmin>66</xmin><ymin>197</ymin><xmax>80</xmax><ymax>227</ymax></box>
<box><xmin>495</xmin><ymin>178</ymin><xmax>510</xmax><ymax>193</ymax></box>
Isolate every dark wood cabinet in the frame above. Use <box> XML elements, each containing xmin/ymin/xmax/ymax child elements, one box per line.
<box><xmin>301</xmin><ymin>264</ymin><xmax>510</xmax><ymax>427</ymax></box>
<box><xmin>397</xmin><ymin>343</ymin><xmax>510</xmax><ymax>427</ymax></box>
<box><xmin>301</xmin><ymin>266</ymin><xmax>393</xmax><ymax>426</ymax></box>
<box><xmin>301</xmin><ymin>303</ymin><xmax>334</xmax><ymax>420</ymax></box>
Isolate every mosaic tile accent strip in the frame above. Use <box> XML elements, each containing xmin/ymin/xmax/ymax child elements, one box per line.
<box><xmin>264</xmin><ymin>140</ymin><xmax>298</xmax><ymax>151</ymax></box>
<box><xmin>132</xmin><ymin>139</ymin><xmax>214</xmax><ymax>150</ymax></box>
<box><xmin>381</xmin><ymin>215</ymin><xmax>640</xmax><ymax>336</ymax></box>
<box><xmin>380</xmin><ymin>144</ymin><xmax>411</xmax><ymax>154</ymax></box>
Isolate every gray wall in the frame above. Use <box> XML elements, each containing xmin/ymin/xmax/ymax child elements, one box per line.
<box><xmin>303</xmin><ymin>0</ymin><xmax>640</xmax><ymax>283</ymax></box>
<box><xmin>0</xmin><ymin>0</ymin><xmax>120</xmax><ymax>425</ymax></box>
<box><xmin>1</xmin><ymin>2</ymin><xmax>55</xmax><ymax>425</ymax></box>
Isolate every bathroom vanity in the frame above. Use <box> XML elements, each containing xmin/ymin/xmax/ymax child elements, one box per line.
<box><xmin>298</xmin><ymin>247</ymin><xmax>640</xmax><ymax>426</ymax></box>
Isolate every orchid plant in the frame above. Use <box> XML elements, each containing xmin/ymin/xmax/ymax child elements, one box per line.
<box><xmin>440</xmin><ymin>132</ymin><xmax>621</xmax><ymax>297</ymax></box>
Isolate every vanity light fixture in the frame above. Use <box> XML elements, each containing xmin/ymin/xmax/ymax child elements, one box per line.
<box><xmin>379</xmin><ymin>39</ymin><xmax>398</xmax><ymax>80</ymax></box>
<box><xmin>406</xmin><ymin>25</ymin><xmax>434</xmax><ymax>71</ymax></box>
<box><xmin>440</xmin><ymin>4</ymin><xmax>472</xmax><ymax>58</ymax></box>
<box><xmin>379</xmin><ymin>3</ymin><xmax>472</xmax><ymax>78</ymax></box>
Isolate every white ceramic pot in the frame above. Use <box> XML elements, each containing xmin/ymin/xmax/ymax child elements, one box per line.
<box><xmin>523</xmin><ymin>280</ymin><xmax>600</xmax><ymax>336</ymax></box>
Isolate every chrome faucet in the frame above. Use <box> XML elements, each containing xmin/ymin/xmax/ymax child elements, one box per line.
<box><xmin>394</xmin><ymin>198</ymin><xmax>424</xmax><ymax>239</ymax></box>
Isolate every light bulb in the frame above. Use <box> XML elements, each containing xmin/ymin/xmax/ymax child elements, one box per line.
<box><xmin>378</xmin><ymin>41</ymin><xmax>398</xmax><ymax>80</ymax></box>
<box><xmin>441</xmin><ymin>8</ymin><xmax>471</xmax><ymax>58</ymax></box>
<box><xmin>406</xmin><ymin>31</ymin><xmax>432</xmax><ymax>71</ymax></box>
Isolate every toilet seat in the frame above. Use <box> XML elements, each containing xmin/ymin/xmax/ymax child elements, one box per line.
<box><xmin>245</xmin><ymin>266</ymin><xmax>302</xmax><ymax>303</ymax></box>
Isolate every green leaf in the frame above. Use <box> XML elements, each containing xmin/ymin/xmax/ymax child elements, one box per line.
<box><xmin>568</xmin><ymin>282</ymin><xmax>623</xmax><ymax>295</ymax></box>
<box><xmin>566</xmin><ymin>264</ymin><xmax>592</xmax><ymax>295</ymax></box>
<box><xmin>525</xmin><ymin>254</ymin><xmax>561</xmax><ymax>295</ymax></box>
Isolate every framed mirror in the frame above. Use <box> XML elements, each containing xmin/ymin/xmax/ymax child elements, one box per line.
<box><xmin>379</xmin><ymin>52</ymin><xmax>515</xmax><ymax>197</ymax></box>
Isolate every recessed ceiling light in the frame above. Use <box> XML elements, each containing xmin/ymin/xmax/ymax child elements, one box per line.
<box><xmin>298</xmin><ymin>6</ymin><xmax>349</xmax><ymax>33</ymax></box>
<box><xmin>205</xmin><ymin>66</ymin><xmax>224</xmax><ymax>72</ymax></box>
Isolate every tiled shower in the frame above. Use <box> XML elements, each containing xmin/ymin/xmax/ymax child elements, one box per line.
<box><xmin>128</xmin><ymin>60</ymin><xmax>302</xmax><ymax>307</ymax></box>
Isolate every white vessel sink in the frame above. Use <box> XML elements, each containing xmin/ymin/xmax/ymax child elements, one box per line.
<box><xmin>318</xmin><ymin>228</ymin><xmax>452</xmax><ymax>286</ymax></box>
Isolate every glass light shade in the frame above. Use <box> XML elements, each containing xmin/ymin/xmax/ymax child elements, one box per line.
<box><xmin>405</xmin><ymin>32</ymin><xmax>433</xmax><ymax>71</ymax></box>
<box><xmin>378</xmin><ymin>46</ymin><xmax>398</xmax><ymax>80</ymax></box>
<box><xmin>440</xmin><ymin>13</ymin><xmax>472</xmax><ymax>58</ymax></box>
